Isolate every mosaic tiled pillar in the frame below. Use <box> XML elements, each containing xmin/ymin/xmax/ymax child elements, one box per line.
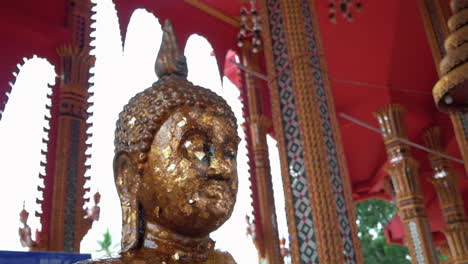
<box><xmin>424</xmin><ymin>127</ymin><xmax>468</xmax><ymax>264</ymax></box>
<box><xmin>241</xmin><ymin>45</ymin><xmax>283</xmax><ymax>264</ymax></box>
<box><xmin>258</xmin><ymin>0</ymin><xmax>362</xmax><ymax>263</ymax></box>
<box><xmin>417</xmin><ymin>0</ymin><xmax>468</xmax><ymax>175</ymax></box>
<box><xmin>374</xmin><ymin>105</ymin><xmax>439</xmax><ymax>264</ymax></box>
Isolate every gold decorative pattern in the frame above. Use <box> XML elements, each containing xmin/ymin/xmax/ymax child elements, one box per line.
<box><xmin>281</xmin><ymin>0</ymin><xmax>344</xmax><ymax>261</ymax></box>
<box><xmin>444</xmin><ymin>27</ymin><xmax>468</xmax><ymax>52</ymax></box>
<box><xmin>448</xmin><ymin>8</ymin><xmax>468</xmax><ymax>32</ymax></box>
<box><xmin>434</xmin><ymin>62</ymin><xmax>468</xmax><ymax>109</ymax></box>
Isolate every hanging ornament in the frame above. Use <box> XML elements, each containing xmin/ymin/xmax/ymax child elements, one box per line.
<box><xmin>328</xmin><ymin>0</ymin><xmax>363</xmax><ymax>24</ymax></box>
<box><xmin>237</xmin><ymin>0</ymin><xmax>263</xmax><ymax>53</ymax></box>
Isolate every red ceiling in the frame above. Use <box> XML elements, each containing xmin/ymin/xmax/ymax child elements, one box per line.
<box><xmin>0</xmin><ymin>0</ymin><xmax>466</xmax><ymax>246</ymax></box>
<box><xmin>0</xmin><ymin>5</ymin><xmax>70</xmax><ymax>130</ymax></box>
<box><xmin>198</xmin><ymin>0</ymin><xmax>242</xmax><ymax>17</ymax></box>
<box><xmin>315</xmin><ymin>0</ymin><xmax>466</xmax><ymax>243</ymax></box>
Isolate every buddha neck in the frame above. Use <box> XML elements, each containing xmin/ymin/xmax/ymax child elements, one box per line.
<box><xmin>138</xmin><ymin>221</ymin><xmax>214</xmax><ymax>263</ymax></box>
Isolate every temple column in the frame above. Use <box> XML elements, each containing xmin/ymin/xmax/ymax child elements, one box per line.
<box><xmin>241</xmin><ymin>45</ymin><xmax>283</xmax><ymax>264</ymax></box>
<box><xmin>424</xmin><ymin>127</ymin><xmax>468</xmax><ymax>264</ymax></box>
<box><xmin>49</xmin><ymin>44</ymin><xmax>95</xmax><ymax>252</ymax></box>
<box><xmin>374</xmin><ymin>104</ymin><xmax>439</xmax><ymax>264</ymax></box>
<box><xmin>34</xmin><ymin>0</ymin><xmax>98</xmax><ymax>252</ymax></box>
<box><xmin>417</xmin><ymin>0</ymin><xmax>468</xmax><ymax>175</ymax></box>
<box><xmin>258</xmin><ymin>0</ymin><xmax>363</xmax><ymax>263</ymax></box>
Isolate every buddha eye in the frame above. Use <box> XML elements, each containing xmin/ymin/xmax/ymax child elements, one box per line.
<box><xmin>180</xmin><ymin>134</ymin><xmax>211</xmax><ymax>164</ymax></box>
<box><xmin>224</xmin><ymin>148</ymin><xmax>236</xmax><ymax>160</ymax></box>
<box><xmin>205</xmin><ymin>145</ymin><xmax>216</xmax><ymax>161</ymax></box>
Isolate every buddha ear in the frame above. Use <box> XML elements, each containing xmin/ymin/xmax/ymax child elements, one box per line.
<box><xmin>113</xmin><ymin>151</ymin><xmax>140</xmax><ymax>192</ymax></box>
<box><xmin>113</xmin><ymin>151</ymin><xmax>142</xmax><ymax>253</ymax></box>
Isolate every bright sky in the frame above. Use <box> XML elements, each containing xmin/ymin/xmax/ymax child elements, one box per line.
<box><xmin>0</xmin><ymin>0</ymin><xmax>289</xmax><ymax>263</ymax></box>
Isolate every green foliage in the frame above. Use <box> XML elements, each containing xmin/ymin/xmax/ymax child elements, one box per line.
<box><xmin>437</xmin><ymin>250</ymin><xmax>449</xmax><ymax>261</ymax></box>
<box><xmin>357</xmin><ymin>199</ymin><xmax>410</xmax><ymax>264</ymax></box>
<box><xmin>96</xmin><ymin>229</ymin><xmax>113</xmax><ymax>256</ymax></box>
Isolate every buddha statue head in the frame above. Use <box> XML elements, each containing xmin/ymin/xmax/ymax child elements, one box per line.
<box><xmin>112</xmin><ymin>21</ymin><xmax>239</xmax><ymax>262</ymax></box>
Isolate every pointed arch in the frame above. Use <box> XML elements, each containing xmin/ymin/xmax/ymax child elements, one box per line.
<box><xmin>0</xmin><ymin>56</ymin><xmax>55</xmax><ymax>250</ymax></box>
<box><xmin>185</xmin><ymin>34</ymin><xmax>223</xmax><ymax>92</ymax></box>
<box><xmin>122</xmin><ymin>8</ymin><xmax>163</xmax><ymax>90</ymax></box>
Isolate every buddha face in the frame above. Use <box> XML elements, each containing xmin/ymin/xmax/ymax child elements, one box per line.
<box><xmin>138</xmin><ymin>105</ymin><xmax>239</xmax><ymax>237</ymax></box>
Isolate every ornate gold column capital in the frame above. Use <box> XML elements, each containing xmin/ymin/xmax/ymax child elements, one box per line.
<box><xmin>57</xmin><ymin>44</ymin><xmax>94</xmax><ymax>89</ymax></box>
<box><xmin>374</xmin><ymin>104</ymin><xmax>412</xmax><ymax>162</ymax></box>
<box><xmin>423</xmin><ymin>127</ymin><xmax>444</xmax><ymax>152</ymax></box>
<box><xmin>373</xmin><ymin>104</ymin><xmax>407</xmax><ymax>139</ymax></box>
<box><xmin>56</xmin><ymin>44</ymin><xmax>94</xmax><ymax>119</ymax></box>
<box><xmin>423</xmin><ymin>127</ymin><xmax>453</xmax><ymax>169</ymax></box>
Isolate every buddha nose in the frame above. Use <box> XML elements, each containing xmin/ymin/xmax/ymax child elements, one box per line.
<box><xmin>207</xmin><ymin>152</ymin><xmax>232</xmax><ymax>180</ymax></box>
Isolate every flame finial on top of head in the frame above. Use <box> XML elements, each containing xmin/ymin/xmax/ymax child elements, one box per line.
<box><xmin>155</xmin><ymin>20</ymin><xmax>188</xmax><ymax>78</ymax></box>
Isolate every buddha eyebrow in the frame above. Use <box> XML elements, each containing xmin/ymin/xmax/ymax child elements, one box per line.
<box><xmin>180</xmin><ymin>127</ymin><xmax>210</xmax><ymax>142</ymax></box>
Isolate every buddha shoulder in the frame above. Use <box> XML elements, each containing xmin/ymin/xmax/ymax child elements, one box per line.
<box><xmin>75</xmin><ymin>250</ymin><xmax>237</xmax><ymax>264</ymax></box>
<box><xmin>212</xmin><ymin>250</ymin><xmax>237</xmax><ymax>264</ymax></box>
<box><xmin>75</xmin><ymin>257</ymin><xmax>149</xmax><ymax>264</ymax></box>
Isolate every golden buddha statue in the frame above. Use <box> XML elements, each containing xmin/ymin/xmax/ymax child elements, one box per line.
<box><xmin>78</xmin><ymin>21</ymin><xmax>239</xmax><ymax>264</ymax></box>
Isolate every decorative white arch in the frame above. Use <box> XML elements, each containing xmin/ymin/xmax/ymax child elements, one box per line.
<box><xmin>0</xmin><ymin>56</ymin><xmax>55</xmax><ymax>251</ymax></box>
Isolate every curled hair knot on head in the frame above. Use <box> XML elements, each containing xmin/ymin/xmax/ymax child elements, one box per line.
<box><xmin>114</xmin><ymin>79</ymin><xmax>237</xmax><ymax>170</ymax></box>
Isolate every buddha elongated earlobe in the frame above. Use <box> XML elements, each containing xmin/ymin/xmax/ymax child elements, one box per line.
<box><xmin>113</xmin><ymin>152</ymin><xmax>142</xmax><ymax>254</ymax></box>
